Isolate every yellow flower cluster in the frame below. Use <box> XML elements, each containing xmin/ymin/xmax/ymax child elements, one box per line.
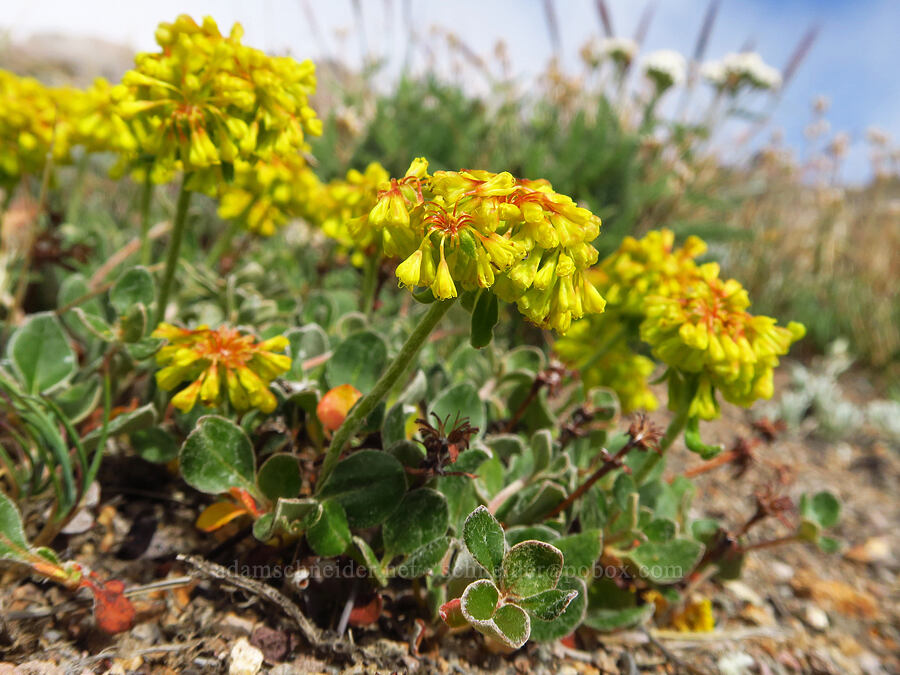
<box><xmin>556</xmin><ymin>229</ymin><xmax>803</xmax><ymax>418</ymax></box>
<box><xmin>364</xmin><ymin>158</ymin><xmax>606</xmax><ymax>333</ymax></box>
<box><xmin>556</xmin><ymin>229</ymin><xmax>706</xmax><ymax>411</ymax></box>
<box><xmin>218</xmin><ymin>154</ymin><xmax>320</xmax><ymax>236</ymax></box>
<box><xmin>152</xmin><ymin>322</ymin><xmax>291</xmax><ymax>414</ymax></box>
<box><xmin>116</xmin><ymin>15</ymin><xmax>321</xmax><ymax>192</ymax></box>
<box><xmin>554</xmin><ymin>319</ymin><xmax>658</xmax><ymax>412</ymax></box>
<box><xmin>640</xmin><ymin>262</ymin><xmax>805</xmax><ymax>419</ymax></box>
<box><xmin>0</xmin><ymin>70</ymin><xmax>79</xmax><ymax>188</ymax></box>
<box><xmin>591</xmin><ymin>229</ymin><xmax>707</xmax><ymax>316</ymax></box>
<box><xmin>71</xmin><ymin>78</ymin><xmax>137</xmax><ymax>156</ymax></box>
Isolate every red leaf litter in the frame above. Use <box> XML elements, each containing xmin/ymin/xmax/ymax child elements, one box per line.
<box><xmin>81</xmin><ymin>577</ymin><xmax>136</xmax><ymax>634</ymax></box>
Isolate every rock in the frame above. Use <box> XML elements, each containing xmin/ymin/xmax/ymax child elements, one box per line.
<box><xmin>770</xmin><ymin>561</ymin><xmax>794</xmax><ymax>582</ymax></box>
<box><xmin>845</xmin><ymin>536</ymin><xmax>893</xmax><ymax>565</ymax></box>
<box><xmin>228</xmin><ymin>637</ymin><xmax>264</xmax><ymax>675</ymax></box>
<box><xmin>725</xmin><ymin>580</ymin><xmax>765</xmax><ymax>606</ymax></box>
<box><xmin>717</xmin><ymin>652</ymin><xmax>755</xmax><ymax>675</ymax></box>
<box><xmin>558</xmin><ymin>666</ymin><xmax>579</xmax><ymax>675</ymax></box>
<box><xmin>858</xmin><ymin>651</ymin><xmax>884</xmax><ymax>675</ymax></box>
<box><xmin>804</xmin><ymin>605</ymin><xmax>830</xmax><ymax>631</ymax></box>
<box><xmin>218</xmin><ymin>613</ymin><xmax>257</xmax><ymax>638</ymax></box>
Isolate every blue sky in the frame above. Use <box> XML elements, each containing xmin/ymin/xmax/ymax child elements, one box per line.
<box><xmin>6</xmin><ymin>0</ymin><xmax>898</xmax><ymax>183</ymax></box>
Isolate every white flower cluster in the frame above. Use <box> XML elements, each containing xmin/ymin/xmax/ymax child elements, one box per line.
<box><xmin>600</xmin><ymin>37</ymin><xmax>639</xmax><ymax>65</ymax></box>
<box><xmin>642</xmin><ymin>49</ymin><xmax>686</xmax><ymax>91</ymax></box>
<box><xmin>702</xmin><ymin>52</ymin><xmax>782</xmax><ymax>92</ymax></box>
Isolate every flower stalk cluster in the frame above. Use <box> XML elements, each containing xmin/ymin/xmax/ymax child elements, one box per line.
<box><xmin>363</xmin><ymin>159</ymin><xmax>607</xmax><ymax>334</ymax></box>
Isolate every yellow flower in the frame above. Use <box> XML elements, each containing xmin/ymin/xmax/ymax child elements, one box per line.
<box><xmin>117</xmin><ymin>15</ymin><xmax>320</xmax><ymax>192</ymax></box>
<box><xmin>152</xmin><ymin>322</ymin><xmax>291</xmax><ymax>413</ymax></box>
<box><xmin>359</xmin><ymin>159</ymin><xmax>607</xmax><ymax>334</ymax></box>
<box><xmin>554</xmin><ymin>316</ymin><xmax>658</xmax><ymax>413</ymax></box>
<box><xmin>640</xmin><ymin>263</ymin><xmax>805</xmax><ymax>418</ymax></box>
<box><xmin>0</xmin><ymin>70</ymin><xmax>79</xmax><ymax>188</ymax></box>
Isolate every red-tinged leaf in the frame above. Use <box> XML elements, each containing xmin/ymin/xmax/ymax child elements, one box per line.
<box><xmin>348</xmin><ymin>593</ymin><xmax>384</xmax><ymax>626</ymax></box>
<box><xmin>317</xmin><ymin>384</ymin><xmax>362</xmax><ymax>431</ymax></box>
<box><xmin>83</xmin><ymin>578</ymin><xmax>136</xmax><ymax>634</ymax></box>
<box><xmin>228</xmin><ymin>487</ymin><xmax>262</xmax><ymax>517</ymax></box>
<box><xmin>439</xmin><ymin>597</ymin><xmax>468</xmax><ymax>629</ymax></box>
<box><xmin>560</xmin><ymin>633</ymin><xmax>577</xmax><ymax>649</ymax></box>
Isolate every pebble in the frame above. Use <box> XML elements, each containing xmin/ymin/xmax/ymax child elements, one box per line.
<box><xmin>717</xmin><ymin>652</ymin><xmax>755</xmax><ymax>675</ymax></box>
<box><xmin>804</xmin><ymin>605</ymin><xmax>830</xmax><ymax>631</ymax></box>
<box><xmin>229</xmin><ymin>637</ymin><xmax>264</xmax><ymax>675</ymax></box>
<box><xmin>218</xmin><ymin>613</ymin><xmax>257</xmax><ymax>638</ymax></box>
<box><xmin>770</xmin><ymin>561</ymin><xmax>794</xmax><ymax>582</ymax></box>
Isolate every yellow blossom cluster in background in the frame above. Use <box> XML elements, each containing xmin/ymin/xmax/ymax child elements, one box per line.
<box><xmin>556</xmin><ymin>229</ymin><xmax>804</xmax><ymax>418</ymax></box>
<box><xmin>0</xmin><ymin>70</ymin><xmax>81</xmax><ymax>189</ymax></box>
<box><xmin>361</xmin><ymin>158</ymin><xmax>607</xmax><ymax>333</ymax></box>
<box><xmin>115</xmin><ymin>15</ymin><xmax>322</xmax><ymax>193</ymax></box>
<box><xmin>152</xmin><ymin>323</ymin><xmax>291</xmax><ymax>414</ymax></box>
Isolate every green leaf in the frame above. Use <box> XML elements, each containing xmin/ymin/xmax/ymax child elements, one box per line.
<box><xmin>470</xmin><ymin>291</ymin><xmax>499</xmax><ymax>349</ymax></box>
<box><xmin>505</xmin><ymin>525</ymin><xmax>560</xmax><ymax>547</ymax></box>
<box><xmin>382</xmin><ymin>402</ymin><xmax>416</xmax><ymax>449</ymax></box>
<box><xmin>501</xmin><ymin>480</ymin><xmax>566</xmax><ymax>526</ymax></box>
<box><xmin>643</xmin><ymin>518</ymin><xmax>677</xmax><ymax>543</ymax></box>
<box><xmin>461</xmin><ymin>578</ymin><xmax>500</xmax><ymax>621</ymax></box>
<box><xmin>684</xmin><ymin>417</ymin><xmax>722</xmax><ymax>460</ymax></box>
<box><xmin>316</xmin><ymin>450</ymin><xmax>406</xmax><ymax>528</ymax></box>
<box><xmin>256</xmin><ymin>454</ymin><xmax>302</xmax><ymax>501</ymax></box>
<box><xmin>584</xmin><ymin>603</ymin><xmax>654</xmax><ymax>632</ymax></box>
<box><xmin>253</xmin><ymin>498</ymin><xmax>320</xmax><ymax>541</ymax></box>
<box><xmin>52</xmin><ymin>377</ymin><xmax>101</xmax><ymax>424</ymax></box>
<box><xmin>117</xmin><ymin>304</ymin><xmax>148</xmax><ymax>342</ymax></box>
<box><xmin>503</xmin><ymin>346</ymin><xmax>545</xmax><ymax>376</ymax></box>
<box><xmin>397</xmin><ymin>536</ymin><xmax>451</xmax><ymax>579</ymax></box>
<box><xmin>463</xmin><ymin>505</ymin><xmax>506</xmax><ymax>580</ymax></box>
<box><xmin>800</xmin><ymin>491</ymin><xmax>841</xmax><ymax>529</ymax></box>
<box><xmin>306</xmin><ymin>499</ymin><xmax>351</xmax><ymax>557</ymax></box>
<box><xmin>626</xmin><ymin>538</ymin><xmax>703</xmax><ymax>584</ymax></box>
<box><xmin>818</xmin><ymin>536</ymin><xmax>841</xmax><ymax>554</ymax></box>
<box><xmin>354</xmin><ymin>535</ymin><xmax>387</xmax><ymax>587</ymax></box>
<box><xmin>517</xmin><ymin>588</ymin><xmax>578</xmax><ymax>621</ymax></box>
<box><xmin>82</xmin><ymin>404</ymin><xmax>157</xmax><ymax>451</ymax></box>
<box><xmin>528</xmin><ymin>576</ymin><xmax>587</xmax><ymax>642</ymax></box>
<box><xmin>180</xmin><ymin>415</ymin><xmax>256</xmax><ymax>495</ymax></box>
<box><xmin>383</xmin><ymin>488</ymin><xmax>449</xmax><ymax>556</ymax></box>
<box><xmin>430</xmin><ymin>383</ymin><xmax>485</xmax><ymax>439</ymax></box>
<box><xmin>130</xmin><ymin>427</ymin><xmax>178</xmax><ymax>463</ymax></box>
<box><xmin>110</xmin><ymin>266</ymin><xmax>155</xmax><ymax>316</ymax></box>
<box><xmin>126</xmin><ymin>336</ymin><xmax>163</xmax><ymax>360</ymax></box>
<box><xmin>490</xmin><ymin>603</ymin><xmax>531</xmax><ymax>649</ymax></box>
<box><xmin>0</xmin><ymin>492</ymin><xmax>30</xmax><ymax>562</ymax></box>
<box><xmin>529</xmin><ymin>429</ymin><xmax>553</xmax><ymax>477</ymax></box>
<box><xmin>7</xmin><ymin>313</ymin><xmax>77</xmax><ymax>394</ymax></box>
<box><xmin>555</xmin><ymin>530</ymin><xmax>602</xmax><ymax>579</ymax></box>
<box><xmin>285</xmin><ymin>324</ymin><xmax>329</xmax><ymax>381</ymax></box>
<box><xmin>502</xmin><ymin>540</ymin><xmax>564</xmax><ymax>597</ymax></box>
<box><xmin>326</xmin><ymin>331</ymin><xmax>387</xmax><ymax>393</ymax></box>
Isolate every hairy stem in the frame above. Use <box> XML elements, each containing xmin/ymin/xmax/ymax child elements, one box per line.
<box><xmin>139</xmin><ymin>174</ymin><xmax>154</xmax><ymax>266</ymax></box>
<box><xmin>317</xmin><ymin>298</ymin><xmax>456</xmax><ymax>489</ymax></box>
<box><xmin>155</xmin><ymin>175</ymin><xmax>192</xmax><ymax>325</ymax></box>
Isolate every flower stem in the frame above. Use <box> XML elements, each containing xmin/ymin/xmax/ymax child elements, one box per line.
<box><xmin>155</xmin><ymin>175</ymin><xmax>192</xmax><ymax>325</ymax></box>
<box><xmin>316</xmin><ymin>298</ymin><xmax>456</xmax><ymax>489</ymax></box>
<box><xmin>632</xmin><ymin>406</ymin><xmax>689</xmax><ymax>485</ymax></box>
<box><xmin>139</xmin><ymin>174</ymin><xmax>154</xmax><ymax>266</ymax></box>
<box><xmin>359</xmin><ymin>254</ymin><xmax>380</xmax><ymax>317</ymax></box>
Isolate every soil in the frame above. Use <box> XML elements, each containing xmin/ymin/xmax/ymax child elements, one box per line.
<box><xmin>1</xmin><ymin>366</ymin><xmax>897</xmax><ymax>675</ymax></box>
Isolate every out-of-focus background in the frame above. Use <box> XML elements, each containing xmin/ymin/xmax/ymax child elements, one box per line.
<box><xmin>3</xmin><ymin>0</ymin><xmax>898</xmax><ymax>381</ymax></box>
